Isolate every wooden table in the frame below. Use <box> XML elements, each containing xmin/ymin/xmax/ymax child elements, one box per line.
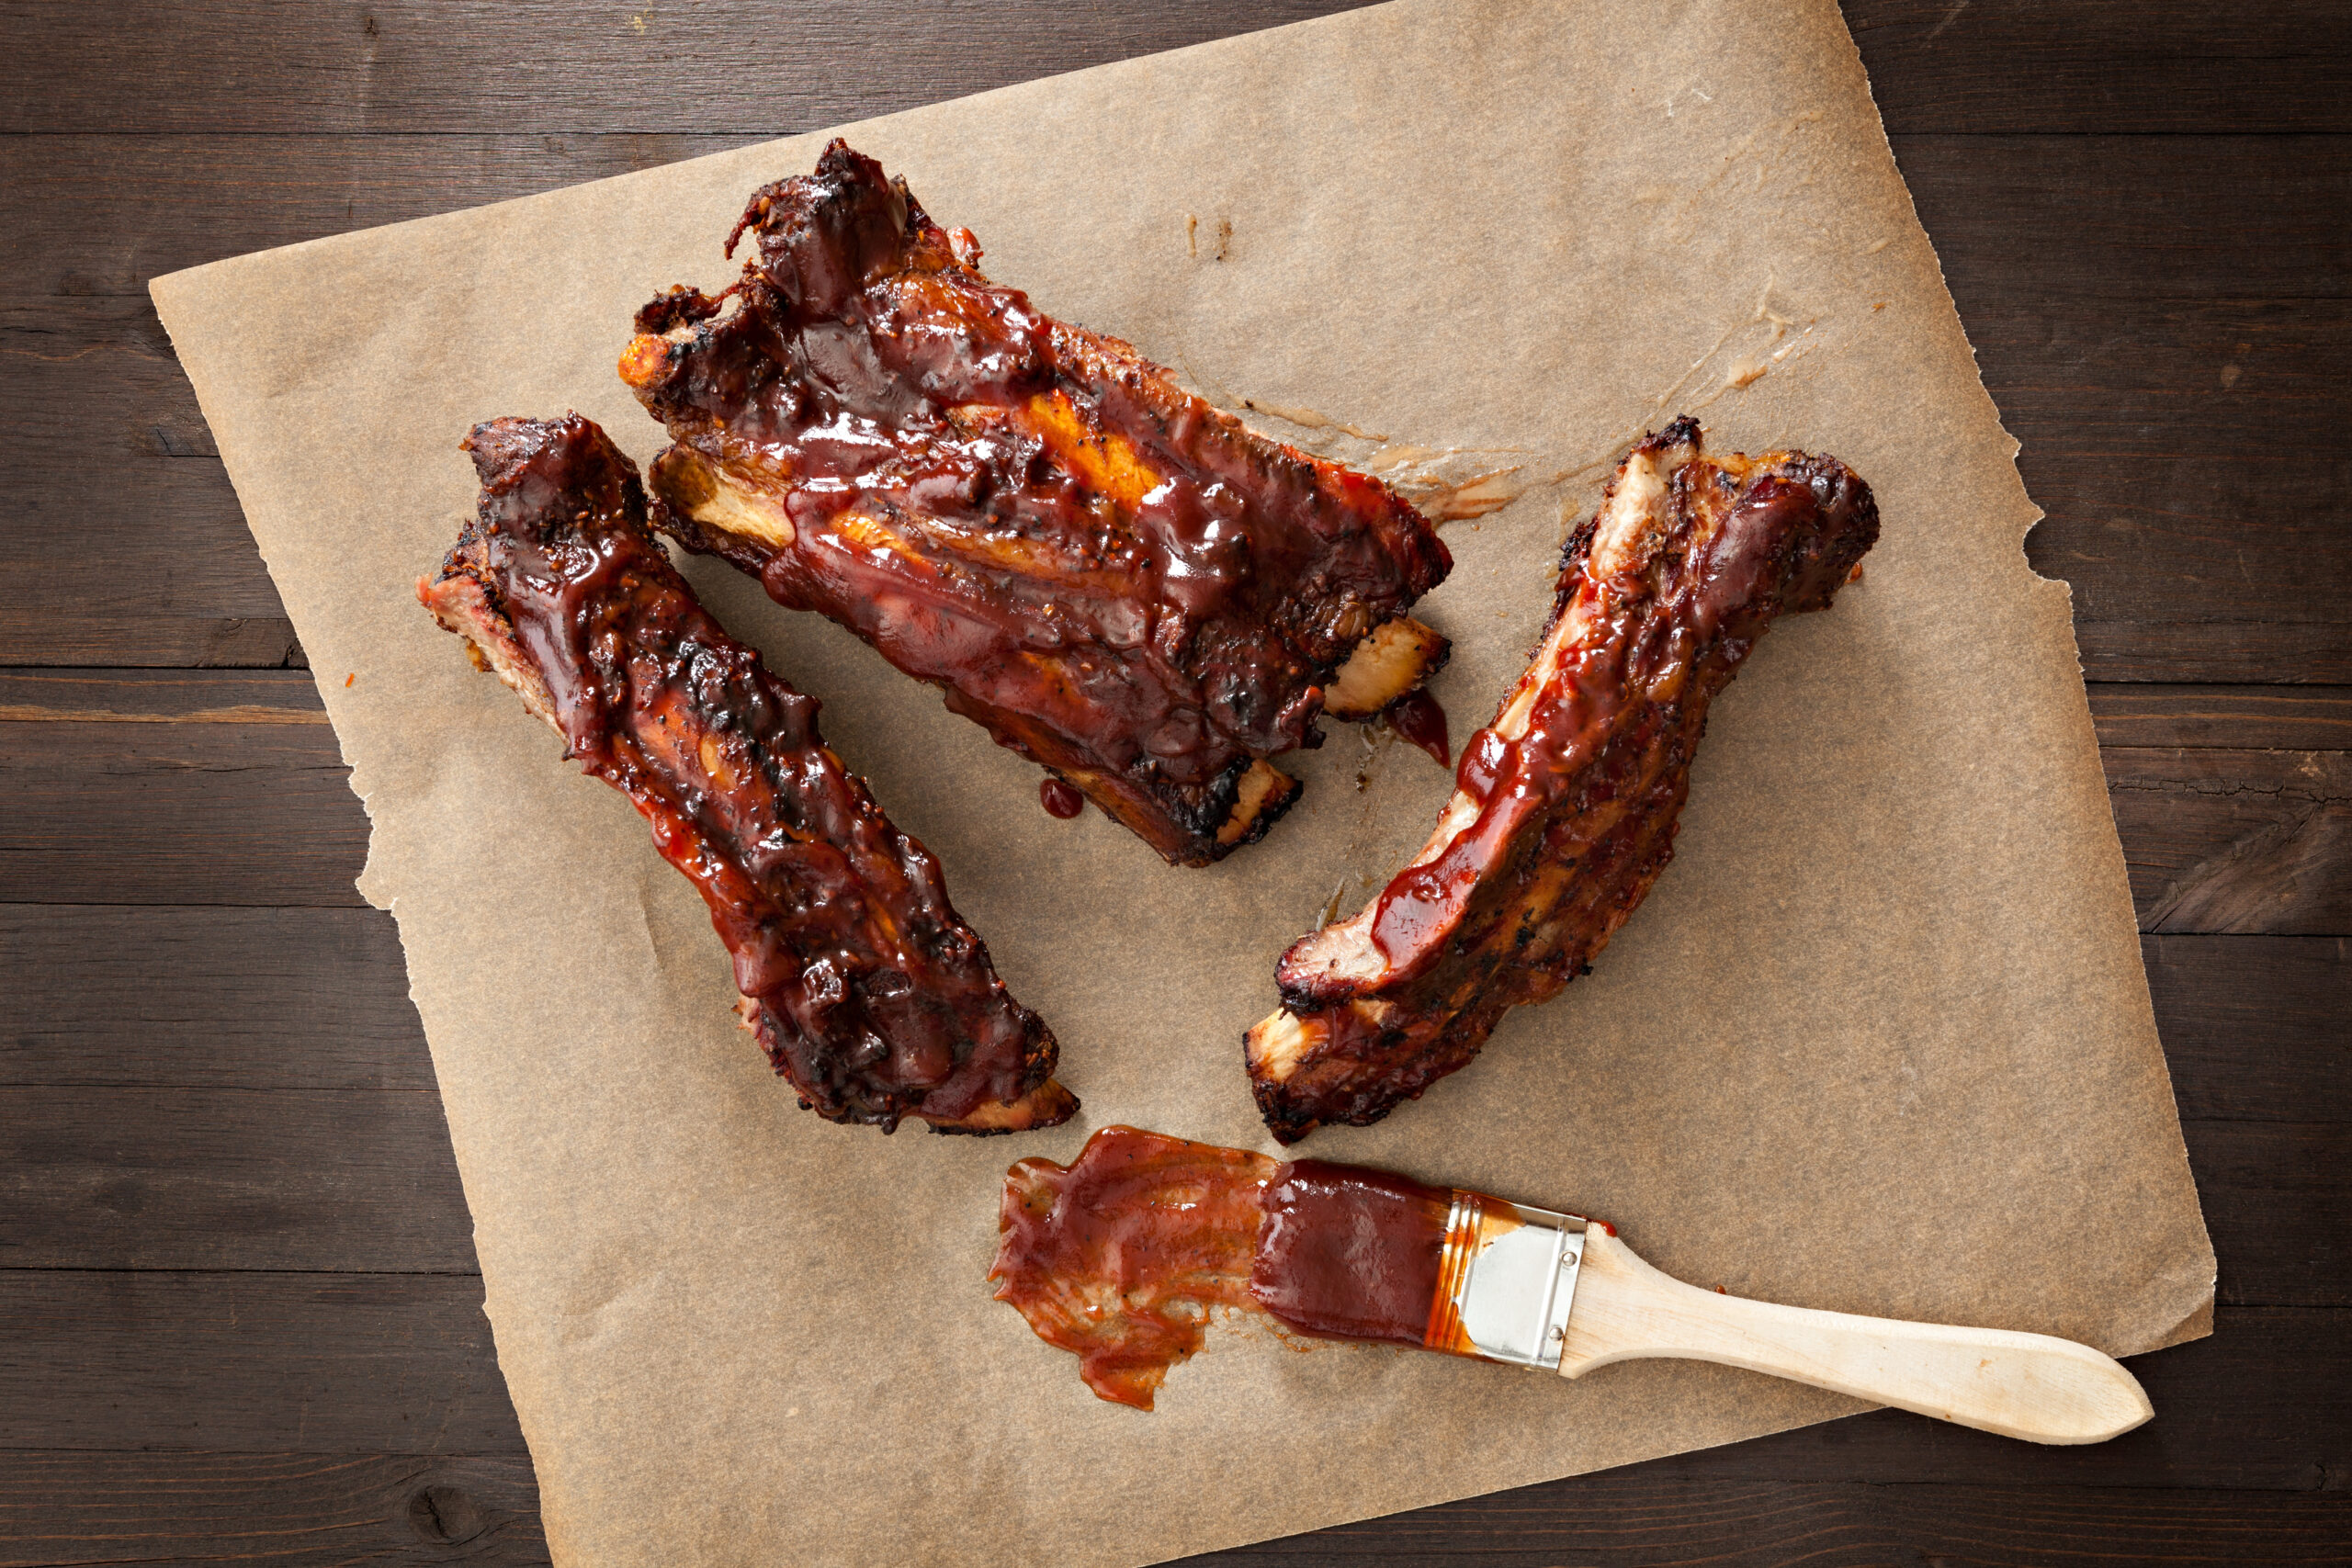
<box><xmin>3</xmin><ymin>3</ymin><xmax>2345</xmax><ymax>1562</ymax></box>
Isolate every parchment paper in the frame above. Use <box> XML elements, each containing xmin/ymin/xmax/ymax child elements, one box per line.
<box><xmin>150</xmin><ymin>1</ymin><xmax>2214</xmax><ymax>1562</ymax></box>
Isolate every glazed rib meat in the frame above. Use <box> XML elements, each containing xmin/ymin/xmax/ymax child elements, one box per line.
<box><xmin>418</xmin><ymin>413</ymin><xmax>1075</xmax><ymax>1134</ymax></box>
<box><xmin>1247</xmin><ymin>418</ymin><xmax>1878</xmax><ymax>1141</ymax></box>
<box><xmin>619</xmin><ymin>141</ymin><xmax>1453</xmax><ymax>866</ymax></box>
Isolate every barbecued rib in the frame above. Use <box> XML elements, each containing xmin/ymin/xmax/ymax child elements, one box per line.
<box><xmin>1247</xmin><ymin>418</ymin><xmax>1878</xmax><ymax>1142</ymax></box>
<box><xmin>618</xmin><ymin>140</ymin><xmax>1453</xmax><ymax>867</ymax></box>
<box><xmin>418</xmin><ymin>413</ymin><xmax>1075</xmax><ymax>1134</ymax></box>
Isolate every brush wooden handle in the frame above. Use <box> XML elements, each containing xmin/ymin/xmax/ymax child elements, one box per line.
<box><xmin>1556</xmin><ymin>1227</ymin><xmax>2152</xmax><ymax>1444</ymax></box>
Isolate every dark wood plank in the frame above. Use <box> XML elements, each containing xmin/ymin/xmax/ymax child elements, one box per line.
<box><xmin>10</xmin><ymin>1464</ymin><xmax>2352</xmax><ymax>1568</ymax></box>
<box><xmin>0</xmin><ymin>715</ymin><xmax>366</xmax><ymax>907</ymax></box>
<box><xmin>0</xmin><ymin>666</ymin><xmax>323</xmax><ymax>722</ymax></box>
<box><xmin>1846</xmin><ymin>0</ymin><xmax>2352</xmax><ymax>134</ymax></box>
<box><xmin>2075</xmin><ymin>622</ymin><xmax>2352</xmax><ymax>689</ymax></box>
<box><xmin>0</xmin><ymin>290</ymin><xmax>297</xmax><ymax>668</ymax></box>
<box><xmin>2147</xmin><ymin>934</ymin><xmax>2351</xmax><ymax>1123</ymax></box>
<box><xmin>2107</xmin><ymin>749</ymin><xmax>2352</xmax><ymax>935</ymax></box>
<box><xmin>0</xmin><ymin>1451</ymin><xmax>547</xmax><ymax>1568</ymax></box>
<box><xmin>6</xmin><ymin>135</ymin><xmax>2348</xmax><ymax>678</ymax></box>
<box><xmin>0</xmin><ymin>2</ymin><xmax>1380</xmax><ymax>138</ymax></box>
<box><xmin>0</xmin><ymin>1270</ymin><xmax>524</xmax><ymax>1453</ymax></box>
<box><xmin>1908</xmin><ymin>137</ymin><xmax>2350</xmax><ymax>303</ymax></box>
<box><xmin>0</xmin><ymin>906</ymin><xmax>430</xmax><ymax>1090</ymax></box>
<box><xmin>2094</xmin><ymin>687</ymin><xmax>2352</xmax><ymax>752</ymax></box>
<box><xmin>6</xmin><ymin>1</ymin><xmax>2345</xmax><ymax>138</ymax></box>
<box><xmin>0</xmin><ymin>1086</ymin><xmax>476</xmax><ymax>1273</ymax></box>
<box><xmin>1895</xmin><ymin>135</ymin><xmax>2352</xmax><ymax>684</ymax></box>
<box><xmin>0</xmin><ymin>614</ymin><xmax>305</xmax><ymax>671</ymax></box>
<box><xmin>10</xmin><ymin>1460</ymin><xmax>2352</xmax><ymax>1568</ymax></box>
<box><xmin>2192</xmin><ymin>1121</ymin><xmax>2351</xmax><ymax>1308</ymax></box>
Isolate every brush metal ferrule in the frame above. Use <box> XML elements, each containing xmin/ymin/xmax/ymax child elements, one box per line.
<box><xmin>1423</xmin><ymin>1190</ymin><xmax>1589</xmax><ymax>1370</ymax></box>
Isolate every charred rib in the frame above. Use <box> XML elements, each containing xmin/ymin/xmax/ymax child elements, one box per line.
<box><xmin>419</xmin><ymin>413</ymin><xmax>1075</xmax><ymax>1134</ymax></box>
<box><xmin>620</xmin><ymin>141</ymin><xmax>1453</xmax><ymax>866</ymax></box>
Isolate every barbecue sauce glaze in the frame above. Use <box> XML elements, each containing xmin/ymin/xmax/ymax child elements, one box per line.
<box><xmin>623</xmin><ymin>141</ymin><xmax>1453</xmax><ymax>863</ymax></box>
<box><xmin>1250</xmin><ymin>423</ymin><xmax>1880</xmax><ymax>1144</ymax></box>
<box><xmin>1382</xmin><ymin>687</ymin><xmax>1452</xmax><ymax>766</ymax></box>
<box><xmin>989</xmin><ymin>1126</ymin><xmax>1466</xmax><ymax>1408</ymax></box>
<box><xmin>1365</xmin><ymin>446</ymin><xmax>1875</xmax><ymax>974</ymax></box>
<box><xmin>435</xmin><ymin>416</ymin><xmax>1067</xmax><ymax>1132</ymax></box>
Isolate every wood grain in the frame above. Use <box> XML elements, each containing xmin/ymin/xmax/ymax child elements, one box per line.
<box><xmin>1845</xmin><ymin>0</ymin><xmax>2352</xmax><ymax>134</ymax></box>
<box><xmin>0</xmin><ymin>2</ymin><xmax>1381</xmax><ymax>138</ymax></box>
<box><xmin>2146</xmin><ymin>934</ymin><xmax>2349</xmax><ymax>1122</ymax></box>
<box><xmin>2189</xmin><ymin>1121</ymin><xmax>2351</xmax><ymax>1309</ymax></box>
<box><xmin>0</xmin><ymin>1086</ymin><xmax>478</xmax><ymax>1272</ymax></box>
<box><xmin>0</xmin><ymin>1270</ymin><xmax>524</xmax><ymax>1453</ymax></box>
<box><xmin>1</xmin><ymin>0</ymin><xmax>2346</xmax><ymax>1561</ymax></box>
<box><xmin>2107</xmin><ymin>749</ymin><xmax>2352</xmax><ymax>934</ymax></box>
<box><xmin>0</xmin><ymin>1450</ymin><xmax>546</xmax><ymax>1568</ymax></box>
<box><xmin>0</xmin><ymin>906</ymin><xmax>430</xmax><ymax>1090</ymax></box>
<box><xmin>1176</xmin><ymin>1480</ymin><xmax>2352</xmax><ymax>1567</ymax></box>
<box><xmin>10</xmin><ymin>1467</ymin><xmax>2352</xmax><ymax>1568</ymax></box>
<box><xmin>6</xmin><ymin>1</ymin><xmax>2346</xmax><ymax>138</ymax></box>
<box><xmin>2094</xmin><ymin>688</ymin><xmax>2352</xmax><ymax>753</ymax></box>
<box><xmin>1904</xmin><ymin>134</ymin><xmax>2352</xmax><ymax>684</ymax></box>
<box><xmin>0</xmin><ymin>667</ymin><xmax>324</xmax><ymax>723</ymax></box>
<box><xmin>0</xmin><ymin>717</ymin><xmax>367</xmax><ymax>907</ymax></box>
<box><xmin>10</xmin><ymin>1461</ymin><xmax>2352</xmax><ymax>1568</ymax></box>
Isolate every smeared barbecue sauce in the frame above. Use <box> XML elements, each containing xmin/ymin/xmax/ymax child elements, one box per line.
<box><xmin>1382</xmin><ymin>687</ymin><xmax>1451</xmax><ymax>766</ymax></box>
<box><xmin>431</xmin><ymin>416</ymin><xmax>1068</xmax><ymax>1133</ymax></box>
<box><xmin>623</xmin><ymin>141</ymin><xmax>1452</xmax><ymax>864</ymax></box>
<box><xmin>990</xmin><ymin>1127</ymin><xmax>1274</xmax><ymax>1409</ymax></box>
<box><xmin>1038</xmin><ymin>777</ymin><xmax>1085</xmax><ymax>818</ymax></box>
<box><xmin>990</xmin><ymin>1126</ymin><xmax>1561</xmax><ymax>1406</ymax></box>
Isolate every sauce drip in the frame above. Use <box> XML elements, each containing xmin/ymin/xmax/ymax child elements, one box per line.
<box><xmin>1039</xmin><ymin>777</ymin><xmax>1085</xmax><ymax>818</ymax></box>
<box><xmin>1381</xmin><ymin>687</ymin><xmax>1452</xmax><ymax>766</ymax></box>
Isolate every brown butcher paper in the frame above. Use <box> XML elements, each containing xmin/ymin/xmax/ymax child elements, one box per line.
<box><xmin>150</xmin><ymin>1</ymin><xmax>2214</xmax><ymax>1562</ymax></box>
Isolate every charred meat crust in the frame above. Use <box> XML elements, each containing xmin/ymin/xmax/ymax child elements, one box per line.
<box><xmin>620</xmin><ymin>140</ymin><xmax>1452</xmax><ymax>866</ymax></box>
<box><xmin>418</xmin><ymin>412</ymin><xmax>1074</xmax><ymax>1134</ymax></box>
<box><xmin>1247</xmin><ymin>417</ymin><xmax>1879</xmax><ymax>1142</ymax></box>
